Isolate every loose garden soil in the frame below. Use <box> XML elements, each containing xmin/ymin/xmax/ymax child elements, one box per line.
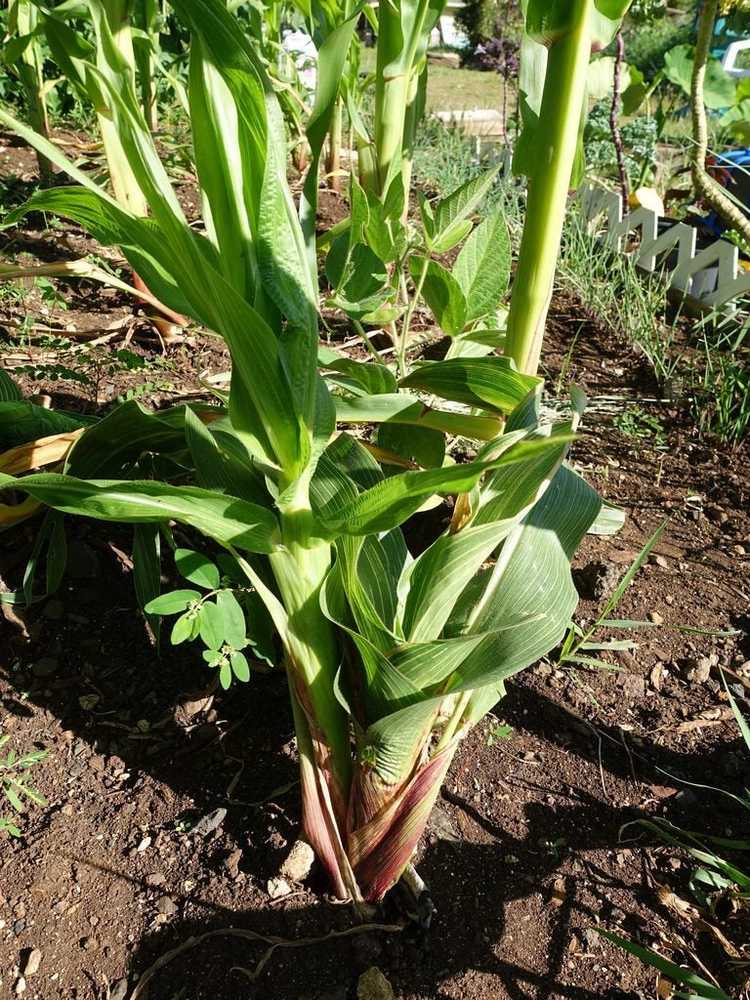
<box><xmin>1</xmin><ymin>133</ymin><xmax>749</xmax><ymax>1000</ymax></box>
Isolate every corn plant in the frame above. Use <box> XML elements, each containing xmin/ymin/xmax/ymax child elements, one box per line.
<box><xmin>1</xmin><ymin>0</ymin><xmax>624</xmax><ymax>903</ymax></box>
<box><xmin>507</xmin><ymin>0</ymin><xmax>632</xmax><ymax>375</ymax></box>
<box><xmin>2</xmin><ymin>0</ymin><xmax>53</xmax><ymax>183</ymax></box>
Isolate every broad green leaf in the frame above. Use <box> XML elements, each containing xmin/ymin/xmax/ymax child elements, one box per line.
<box><xmin>400</xmin><ymin>358</ymin><xmax>539</xmax><ymax>414</ymax></box>
<box><xmin>175</xmin><ymin>548</ymin><xmax>221</xmax><ymax>590</ymax></box>
<box><xmin>144</xmin><ymin>589</ymin><xmax>201</xmax><ymax>615</ymax></box>
<box><xmin>334</xmin><ymin>392</ymin><xmax>503</xmax><ymax>441</ymax></box>
<box><xmin>0</xmin><ymin>371</ymin><xmax>21</xmax><ymax>402</ymax></box>
<box><xmin>320</xmin><ymin>429</ymin><xmax>575</xmax><ymax>535</ymax></box>
<box><xmin>217</xmin><ymin>590</ymin><xmax>246</xmax><ymax>648</ymax></box>
<box><xmin>171</xmin><ymin>612</ymin><xmax>196</xmax><ymax>645</ymax></box>
<box><xmin>219</xmin><ymin>661</ymin><xmax>232</xmax><ymax>689</ymax></box>
<box><xmin>0</xmin><ymin>402</ymin><xmax>94</xmax><ymax>451</ymax></box>
<box><xmin>454</xmin><ymin>208</ymin><xmax>511</xmax><ymax>322</ymax></box>
<box><xmin>664</xmin><ymin>44</ymin><xmax>736</xmax><ymax>109</ymax></box>
<box><xmin>198</xmin><ymin>599</ymin><xmax>224</xmax><ymax>648</ymax></box>
<box><xmin>430</xmin><ymin>165</ymin><xmax>501</xmax><ymax>247</ymax></box>
<box><xmin>409</xmin><ymin>256</ymin><xmax>466</xmax><ymax>336</ymax></box>
<box><xmin>0</xmin><ymin>473</ymin><xmax>280</xmax><ymax>553</ymax></box>
<box><xmin>377</xmin><ymin>422</ymin><xmax>445</xmax><ymax>469</ymax></box>
<box><xmin>319</xmin><ymin>346</ymin><xmax>397</xmax><ymax>397</ymax></box>
<box><xmin>231</xmin><ymin>650</ymin><xmax>250</xmax><ymax>681</ymax></box>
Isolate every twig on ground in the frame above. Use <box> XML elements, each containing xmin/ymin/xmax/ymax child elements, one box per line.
<box><xmin>128</xmin><ymin>922</ymin><xmax>404</xmax><ymax>998</ymax></box>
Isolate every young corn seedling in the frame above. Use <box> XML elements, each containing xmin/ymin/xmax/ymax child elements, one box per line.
<box><xmin>1</xmin><ymin>0</ymin><xmax>627</xmax><ymax>903</ymax></box>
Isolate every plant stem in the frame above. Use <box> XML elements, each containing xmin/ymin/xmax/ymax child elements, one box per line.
<box><xmin>353</xmin><ymin>319</ymin><xmax>384</xmax><ymax>362</ymax></box>
<box><xmin>610</xmin><ymin>30</ymin><xmax>629</xmax><ymax>213</ymax></box>
<box><xmin>505</xmin><ymin>2</ymin><xmax>593</xmax><ymax>376</ymax></box>
<box><xmin>327</xmin><ymin>96</ymin><xmax>343</xmax><ymax>193</ymax></box>
<box><xmin>399</xmin><ymin>258</ymin><xmax>428</xmax><ymax>377</ymax></box>
<box><xmin>691</xmin><ymin>0</ymin><xmax>750</xmax><ymax>244</ymax></box>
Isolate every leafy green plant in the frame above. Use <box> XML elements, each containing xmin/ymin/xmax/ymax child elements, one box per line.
<box><xmin>613</xmin><ymin>405</ymin><xmax>667</xmax><ymax>446</ymax></box>
<box><xmin>0</xmin><ymin>731</ymin><xmax>48</xmax><ymax>837</ymax></box>
<box><xmin>0</xmin><ymin>0</ymin><xmax>628</xmax><ymax>904</ymax></box>
<box><xmin>144</xmin><ymin>546</ymin><xmax>274</xmax><ymax>686</ymax></box>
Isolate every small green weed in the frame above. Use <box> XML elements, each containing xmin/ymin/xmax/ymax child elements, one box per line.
<box><xmin>613</xmin><ymin>405</ymin><xmax>667</xmax><ymax>446</ymax></box>
<box><xmin>0</xmin><ymin>732</ymin><xmax>48</xmax><ymax>838</ymax></box>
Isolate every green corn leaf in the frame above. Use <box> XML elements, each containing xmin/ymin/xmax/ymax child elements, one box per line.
<box><xmin>409</xmin><ymin>256</ymin><xmax>466</xmax><ymax>336</ymax></box>
<box><xmin>188</xmin><ymin>34</ymin><xmax>257</xmax><ymax>300</ymax></box>
<box><xmin>319</xmin><ymin>347</ymin><xmax>397</xmax><ymax>397</ymax></box>
<box><xmin>377</xmin><ymin>422</ymin><xmax>445</xmax><ymax>470</ymax></box>
<box><xmin>0</xmin><ymin>473</ymin><xmax>280</xmax><ymax>553</ymax></box>
<box><xmin>301</xmin><ymin>13</ymin><xmax>358</xmax><ymax>264</ymax></box>
<box><xmin>321</xmin><ymin>429</ymin><xmax>576</xmax><ymax>535</ymax></box>
<box><xmin>65</xmin><ymin>400</ymin><xmax>187</xmax><ymax>478</ymax></box>
<box><xmin>400</xmin><ymin>358</ymin><xmax>540</xmax><ymax>414</ymax></box>
<box><xmin>598</xmin><ymin>931</ymin><xmax>730</xmax><ymax>1000</ymax></box>
<box><xmin>133</xmin><ymin>523</ymin><xmax>162</xmax><ymax>641</ymax></box>
<box><xmin>453</xmin><ymin>208</ymin><xmax>511</xmax><ymax>323</ymax></box>
<box><xmin>0</xmin><ymin>371</ymin><xmax>21</xmax><ymax>402</ymax></box>
<box><xmin>334</xmin><ymin>393</ymin><xmax>503</xmax><ymax>441</ymax></box>
<box><xmin>0</xmin><ymin>402</ymin><xmax>94</xmax><ymax>451</ymax></box>
<box><xmin>144</xmin><ymin>590</ymin><xmax>201</xmax><ymax>615</ymax></box>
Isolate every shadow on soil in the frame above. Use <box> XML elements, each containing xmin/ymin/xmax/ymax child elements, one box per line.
<box><xmin>1</xmin><ymin>520</ymin><xmax>746</xmax><ymax>1000</ymax></box>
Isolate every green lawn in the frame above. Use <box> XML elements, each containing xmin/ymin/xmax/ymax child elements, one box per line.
<box><xmin>358</xmin><ymin>48</ymin><xmax>506</xmax><ymax>112</ymax></box>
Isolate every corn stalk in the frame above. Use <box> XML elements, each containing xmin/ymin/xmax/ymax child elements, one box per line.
<box><xmin>0</xmin><ymin>0</ymin><xmax>619</xmax><ymax>903</ymax></box>
<box><xmin>505</xmin><ymin>0</ymin><xmax>633</xmax><ymax>377</ymax></box>
<box><xmin>4</xmin><ymin>0</ymin><xmax>53</xmax><ymax>183</ymax></box>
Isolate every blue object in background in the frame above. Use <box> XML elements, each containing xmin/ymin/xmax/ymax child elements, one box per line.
<box><xmin>703</xmin><ymin>147</ymin><xmax>750</xmax><ymax>236</ymax></box>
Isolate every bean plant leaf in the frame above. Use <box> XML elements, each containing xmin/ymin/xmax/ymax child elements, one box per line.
<box><xmin>175</xmin><ymin>548</ymin><xmax>221</xmax><ymax>590</ymax></box>
<box><xmin>409</xmin><ymin>256</ymin><xmax>466</xmax><ymax>336</ymax></box>
<box><xmin>454</xmin><ymin>207</ymin><xmax>511</xmax><ymax>322</ymax></box>
<box><xmin>144</xmin><ymin>590</ymin><xmax>201</xmax><ymax>615</ymax></box>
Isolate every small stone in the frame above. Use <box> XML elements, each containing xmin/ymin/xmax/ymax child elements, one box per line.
<box><xmin>687</xmin><ymin>657</ymin><xmax>712</xmax><ymax>684</ymax></box>
<box><xmin>14</xmin><ymin>976</ymin><xmax>26</xmax><ymax>995</ymax></box>
<box><xmin>89</xmin><ymin>755</ymin><xmax>106</xmax><ymax>772</ymax></box>
<box><xmin>22</xmin><ymin>949</ymin><xmax>42</xmax><ymax>977</ymax></box>
<box><xmin>80</xmin><ymin>936</ymin><xmax>99</xmax><ymax>951</ymax></box>
<box><xmin>192</xmin><ymin>808</ymin><xmax>226</xmax><ymax>837</ymax></box>
<box><xmin>224</xmin><ymin>849</ymin><xmax>243</xmax><ymax>881</ymax></box>
<box><xmin>648</xmin><ymin>611</ymin><xmax>664</xmax><ymax>625</ymax></box>
<box><xmin>649</xmin><ymin>554</ymin><xmax>669</xmax><ymax>569</ymax></box>
<box><xmin>136</xmin><ymin>836</ymin><xmax>152</xmax><ymax>853</ymax></box>
<box><xmin>61</xmin><ymin>803</ymin><xmax>75</xmax><ymax>816</ymax></box>
<box><xmin>156</xmin><ymin>896</ymin><xmax>177</xmax><ymax>916</ymax></box>
<box><xmin>32</xmin><ymin>657</ymin><xmax>58</xmax><ymax>678</ymax></box>
<box><xmin>357</xmin><ymin>967</ymin><xmax>395</xmax><ymax>1000</ymax></box>
<box><xmin>145</xmin><ymin>872</ymin><xmax>165</xmax><ymax>887</ymax></box>
<box><xmin>266</xmin><ymin>877</ymin><xmax>292</xmax><ymax>899</ymax></box>
<box><xmin>649</xmin><ymin>663</ymin><xmax>664</xmax><ymax>691</ymax></box>
<box><xmin>13</xmin><ymin>920</ymin><xmax>26</xmax><ymax>935</ymax></box>
<box><xmin>280</xmin><ymin>840</ymin><xmax>315</xmax><ymax>883</ymax></box>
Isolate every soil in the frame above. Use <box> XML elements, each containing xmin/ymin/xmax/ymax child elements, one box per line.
<box><xmin>1</xmin><ymin>132</ymin><xmax>749</xmax><ymax>1000</ymax></box>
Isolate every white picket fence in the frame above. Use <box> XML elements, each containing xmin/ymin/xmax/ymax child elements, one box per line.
<box><xmin>576</xmin><ymin>183</ymin><xmax>750</xmax><ymax>309</ymax></box>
